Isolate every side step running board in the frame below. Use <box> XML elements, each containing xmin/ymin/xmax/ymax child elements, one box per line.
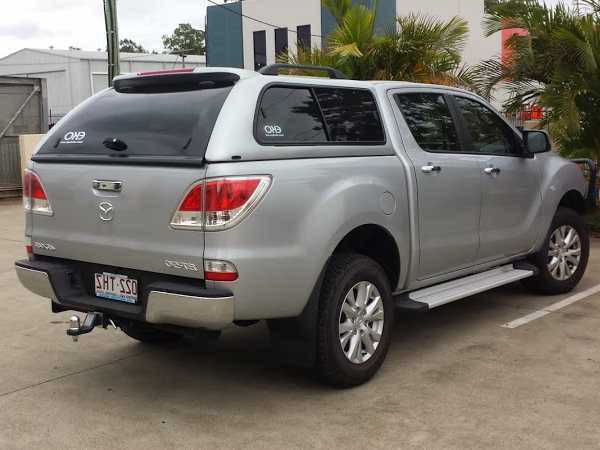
<box><xmin>395</xmin><ymin>263</ymin><xmax>537</xmax><ymax>312</ymax></box>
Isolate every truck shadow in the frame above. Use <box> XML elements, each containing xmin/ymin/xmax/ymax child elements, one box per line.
<box><xmin>76</xmin><ymin>280</ymin><xmax>575</xmax><ymax>401</ymax></box>
<box><xmin>65</xmin><ymin>274</ymin><xmax>600</xmax><ymax>414</ymax></box>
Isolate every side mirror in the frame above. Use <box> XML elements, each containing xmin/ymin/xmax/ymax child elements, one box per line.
<box><xmin>523</xmin><ymin>130</ymin><xmax>551</xmax><ymax>154</ymax></box>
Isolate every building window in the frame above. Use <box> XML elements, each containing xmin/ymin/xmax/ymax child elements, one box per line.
<box><xmin>275</xmin><ymin>28</ymin><xmax>288</xmax><ymax>59</ymax></box>
<box><xmin>297</xmin><ymin>25</ymin><xmax>311</xmax><ymax>50</ymax></box>
<box><xmin>253</xmin><ymin>30</ymin><xmax>267</xmax><ymax>71</ymax></box>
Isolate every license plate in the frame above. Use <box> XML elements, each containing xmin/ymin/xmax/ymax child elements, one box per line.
<box><xmin>94</xmin><ymin>272</ymin><xmax>138</xmax><ymax>304</ymax></box>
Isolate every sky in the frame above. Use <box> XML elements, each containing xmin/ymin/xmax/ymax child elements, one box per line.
<box><xmin>0</xmin><ymin>0</ymin><xmax>208</xmax><ymax>58</ymax></box>
<box><xmin>0</xmin><ymin>0</ymin><xmax>571</xmax><ymax>59</ymax></box>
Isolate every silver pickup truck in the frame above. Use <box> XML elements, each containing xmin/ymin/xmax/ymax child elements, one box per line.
<box><xmin>15</xmin><ymin>65</ymin><xmax>590</xmax><ymax>387</ymax></box>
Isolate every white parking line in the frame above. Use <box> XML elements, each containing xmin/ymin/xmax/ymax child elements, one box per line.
<box><xmin>502</xmin><ymin>283</ymin><xmax>600</xmax><ymax>329</ymax></box>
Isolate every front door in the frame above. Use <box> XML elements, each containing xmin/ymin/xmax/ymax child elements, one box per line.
<box><xmin>393</xmin><ymin>92</ymin><xmax>482</xmax><ymax>279</ymax></box>
<box><xmin>451</xmin><ymin>95</ymin><xmax>542</xmax><ymax>262</ymax></box>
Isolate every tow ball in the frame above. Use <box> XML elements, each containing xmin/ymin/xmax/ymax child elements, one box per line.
<box><xmin>67</xmin><ymin>312</ymin><xmax>117</xmax><ymax>342</ymax></box>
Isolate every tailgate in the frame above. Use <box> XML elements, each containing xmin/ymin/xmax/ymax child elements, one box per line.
<box><xmin>30</xmin><ymin>162</ymin><xmax>206</xmax><ymax>279</ymax></box>
<box><xmin>26</xmin><ymin>70</ymin><xmax>240</xmax><ymax>279</ymax></box>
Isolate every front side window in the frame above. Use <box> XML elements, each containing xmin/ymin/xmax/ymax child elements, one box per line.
<box><xmin>454</xmin><ymin>96</ymin><xmax>516</xmax><ymax>155</ymax></box>
<box><xmin>395</xmin><ymin>93</ymin><xmax>460</xmax><ymax>152</ymax></box>
<box><xmin>256</xmin><ymin>87</ymin><xmax>327</xmax><ymax>144</ymax></box>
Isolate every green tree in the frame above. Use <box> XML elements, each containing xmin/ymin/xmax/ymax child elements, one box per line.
<box><xmin>119</xmin><ymin>38</ymin><xmax>146</xmax><ymax>53</ymax></box>
<box><xmin>285</xmin><ymin>0</ymin><xmax>473</xmax><ymax>87</ymax></box>
<box><xmin>475</xmin><ymin>0</ymin><xmax>600</xmax><ymax>161</ymax></box>
<box><xmin>161</xmin><ymin>23</ymin><xmax>205</xmax><ymax>55</ymax></box>
<box><xmin>484</xmin><ymin>0</ymin><xmax>502</xmax><ymax>13</ymax></box>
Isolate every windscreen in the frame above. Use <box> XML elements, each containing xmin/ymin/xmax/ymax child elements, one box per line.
<box><xmin>38</xmin><ymin>75</ymin><xmax>235</xmax><ymax>161</ymax></box>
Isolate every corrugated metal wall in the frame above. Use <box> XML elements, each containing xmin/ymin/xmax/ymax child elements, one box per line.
<box><xmin>0</xmin><ymin>76</ymin><xmax>48</xmax><ymax>196</ymax></box>
<box><xmin>0</xmin><ymin>138</ymin><xmax>21</xmax><ymax>189</ymax></box>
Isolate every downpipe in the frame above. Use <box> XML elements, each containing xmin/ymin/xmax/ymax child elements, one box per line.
<box><xmin>67</xmin><ymin>312</ymin><xmax>117</xmax><ymax>342</ymax></box>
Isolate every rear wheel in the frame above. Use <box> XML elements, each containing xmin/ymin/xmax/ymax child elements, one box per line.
<box><xmin>522</xmin><ymin>207</ymin><xmax>589</xmax><ymax>295</ymax></box>
<box><xmin>317</xmin><ymin>253</ymin><xmax>394</xmax><ymax>387</ymax></box>
<box><xmin>120</xmin><ymin>321</ymin><xmax>184</xmax><ymax>344</ymax></box>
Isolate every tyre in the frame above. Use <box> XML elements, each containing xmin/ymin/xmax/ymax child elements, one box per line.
<box><xmin>317</xmin><ymin>253</ymin><xmax>394</xmax><ymax>387</ymax></box>
<box><xmin>522</xmin><ymin>207</ymin><xmax>589</xmax><ymax>295</ymax></box>
<box><xmin>120</xmin><ymin>321</ymin><xmax>184</xmax><ymax>344</ymax></box>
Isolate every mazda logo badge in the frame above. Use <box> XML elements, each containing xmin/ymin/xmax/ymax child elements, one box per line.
<box><xmin>98</xmin><ymin>202</ymin><xmax>114</xmax><ymax>222</ymax></box>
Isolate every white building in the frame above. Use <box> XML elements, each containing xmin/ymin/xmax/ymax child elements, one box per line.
<box><xmin>0</xmin><ymin>48</ymin><xmax>206</xmax><ymax>125</ymax></box>
<box><xmin>206</xmin><ymin>0</ymin><xmax>500</xmax><ymax>71</ymax></box>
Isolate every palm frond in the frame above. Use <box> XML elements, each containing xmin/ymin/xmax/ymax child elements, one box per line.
<box><xmin>321</xmin><ymin>0</ymin><xmax>353</xmax><ymax>26</ymax></box>
<box><xmin>327</xmin><ymin>4</ymin><xmax>377</xmax><ymax>56</ymax></box>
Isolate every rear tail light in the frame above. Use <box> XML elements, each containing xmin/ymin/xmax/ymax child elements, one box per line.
<box><xmin>23</xmin><ymin>169</ymin><xmax>53</xmax><ymax>216</ymax></box>
<box><xmin>171</xmin><ymin>176</ymin><xmax>271</xmax><ymax>231</ymax></box>
<box><xmin>25</xmin><ymin>236</ymin><xmax>33</xmax><ymax>259</ymax></box>
<box><xmin>204</xmin><ymin>259</ymin><xmax>238</xmax><ymax>281</ymax></box>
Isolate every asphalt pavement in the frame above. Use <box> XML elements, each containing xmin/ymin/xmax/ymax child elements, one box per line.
<box><xmin>1</xmin><ymin>198</ymin><xmax>600</xmax><ymax>449</ymax></box>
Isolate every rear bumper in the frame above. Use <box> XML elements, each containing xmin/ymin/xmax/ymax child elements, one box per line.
<box><xmin>15</xmin><ymin>265</ymin><xmax>57</xmax><ymax>300</ymax></box>
<box><xmin>15</xmin><ymin>259</ymin><xmax>234</xmax><ymax>330</ymax></box>
<box><xmin>145</xmin><ymin>290</ymin><xmax>233</xmax><ymax>330</ymax></box>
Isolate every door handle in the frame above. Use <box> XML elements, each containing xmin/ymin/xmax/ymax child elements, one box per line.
<box><xmin>422</xmin><ymin>164</ymin><xmax>442</xmax><ymax>173</ymax></box>
<box><xmin>484</xmin><ymin>167</ymin><xmax>501</xmax><ymax>175</ymax></box>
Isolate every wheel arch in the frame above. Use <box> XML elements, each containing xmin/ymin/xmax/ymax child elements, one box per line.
<box><xmin>558</xmin><ymin>189</ymin><xmax>586</xmax><ymax>215</ymax></box>
<box><xmin>331</xmin><ymin>223</ymin><xmax>401</xmax><ymax>291</ymax></box>
<box><xmin>532</xmin><ymin>155</ymin><xmax>588</xmax><ymax>252</ymax></box>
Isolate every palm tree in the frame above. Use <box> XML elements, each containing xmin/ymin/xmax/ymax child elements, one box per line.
<box><xmin>475</xmin><ymin>0</ymin><xmax>600</xmax><ymax>161</ymax></box>
<box><xmin>371</xmin><ymin>15</ymin><xmax>471</xmax><ymax>86</ymax></box>
<box><xmin>283</xmin><ymin>0</ymin><xmax>473</xmax><ymax>87</ymax></box>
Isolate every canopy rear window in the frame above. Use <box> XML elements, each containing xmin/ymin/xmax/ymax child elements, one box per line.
<box><xmin>37</xmin><ymin>73</ymin><xmax>236</xmax><ymax>162</ymax></box>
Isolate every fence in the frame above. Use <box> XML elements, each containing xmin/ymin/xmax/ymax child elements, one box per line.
<box><xmin>49</xmin><ymin>110</ymin><xmax>65</xmax><ymax>129</ymax></box>
<box><xmin>0</xmin><ymin>138</ymin><xmax>21</xmax><ymax>196</ymax></box>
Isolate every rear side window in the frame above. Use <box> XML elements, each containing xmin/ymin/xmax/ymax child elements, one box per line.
<box><xmin>256</xmin><ymin>87</ymin><xmax>328</xmax><ymax>144</ymax></box>
<box><xmin>37</xmin><ymin>75</ymin><xmax>235</xmax><ymax>161</ymax></box>
<box><xmin>256</xmin><ymin>85</ymin><xmax>385</xmax><ymax>145</ymax></box>
<box><xmin>395</xmin><ymin>93</ymin><xmax>460</xmax><ymax>152</ymax></box>
<box><xmin>313</xmin><ymin>88</ymin><xmax>385</xmax><ymax>143</ymax></box>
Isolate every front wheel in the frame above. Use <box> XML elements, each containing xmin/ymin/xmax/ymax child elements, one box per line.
<box><xmin>317</xmin><ymin>253</ymin><xmax>395</xmax><ymax>387</ymax></box>
<box><xmin>522</xmin><ymin>207</ymin><xmax>589</xmax><ymax>295</ymax></box>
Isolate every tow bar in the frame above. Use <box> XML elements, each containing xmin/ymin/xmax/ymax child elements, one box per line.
<box><xmin>67</xmin><ymin>312</ymin><xmax>117</xmax><ymax>342</ymax></box>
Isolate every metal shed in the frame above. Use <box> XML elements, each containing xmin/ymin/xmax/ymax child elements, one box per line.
<box><xmin>0</xmin><ymin>76</ymin><xmax>48</xmax><ymax>197</ymax></box>
<box><xmin>0</xmin><ymin>48</ymin><xmax>206</xmax><ymax>127</ymax></box>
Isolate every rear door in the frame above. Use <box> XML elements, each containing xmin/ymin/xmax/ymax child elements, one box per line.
<box><xmin>451</xmin><ymin>95</ymin><xmax>541</xmax><ymax>262</ymax></box>
<box><xmin>393</xmin><ymin>91</ymin><xmax>482</xmax><ymax>279</ymax></box>
<box><xmin>29</xmin><ymin>72</ymin><xmax>236</xmax><ymax>278</ymax></box>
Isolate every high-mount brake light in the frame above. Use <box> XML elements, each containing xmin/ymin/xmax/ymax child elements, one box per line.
<box><xmin>137</xmin><ymin>68</ymin><xmax>194</xmax><ymax>76</ymax></box>
<box><xmin>23</xmin><ymin>170</ymin><xmax>53</xmax><ymax>215</ymax></box>
<box><xmin>170</xmin><ymin>176</ymin><xmax>271</xmax><ymax>231</ymax></box>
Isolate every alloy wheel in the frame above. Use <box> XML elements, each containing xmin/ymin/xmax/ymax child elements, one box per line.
<box><xmin>547</xmin><ymin>225</ymin><xmax>582</xmax><ymax>281</ymax></box>
<box><xmin>338</xmin><ymin>281</ymin><xmax>385</xmax><ymax>364</ymax></box>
